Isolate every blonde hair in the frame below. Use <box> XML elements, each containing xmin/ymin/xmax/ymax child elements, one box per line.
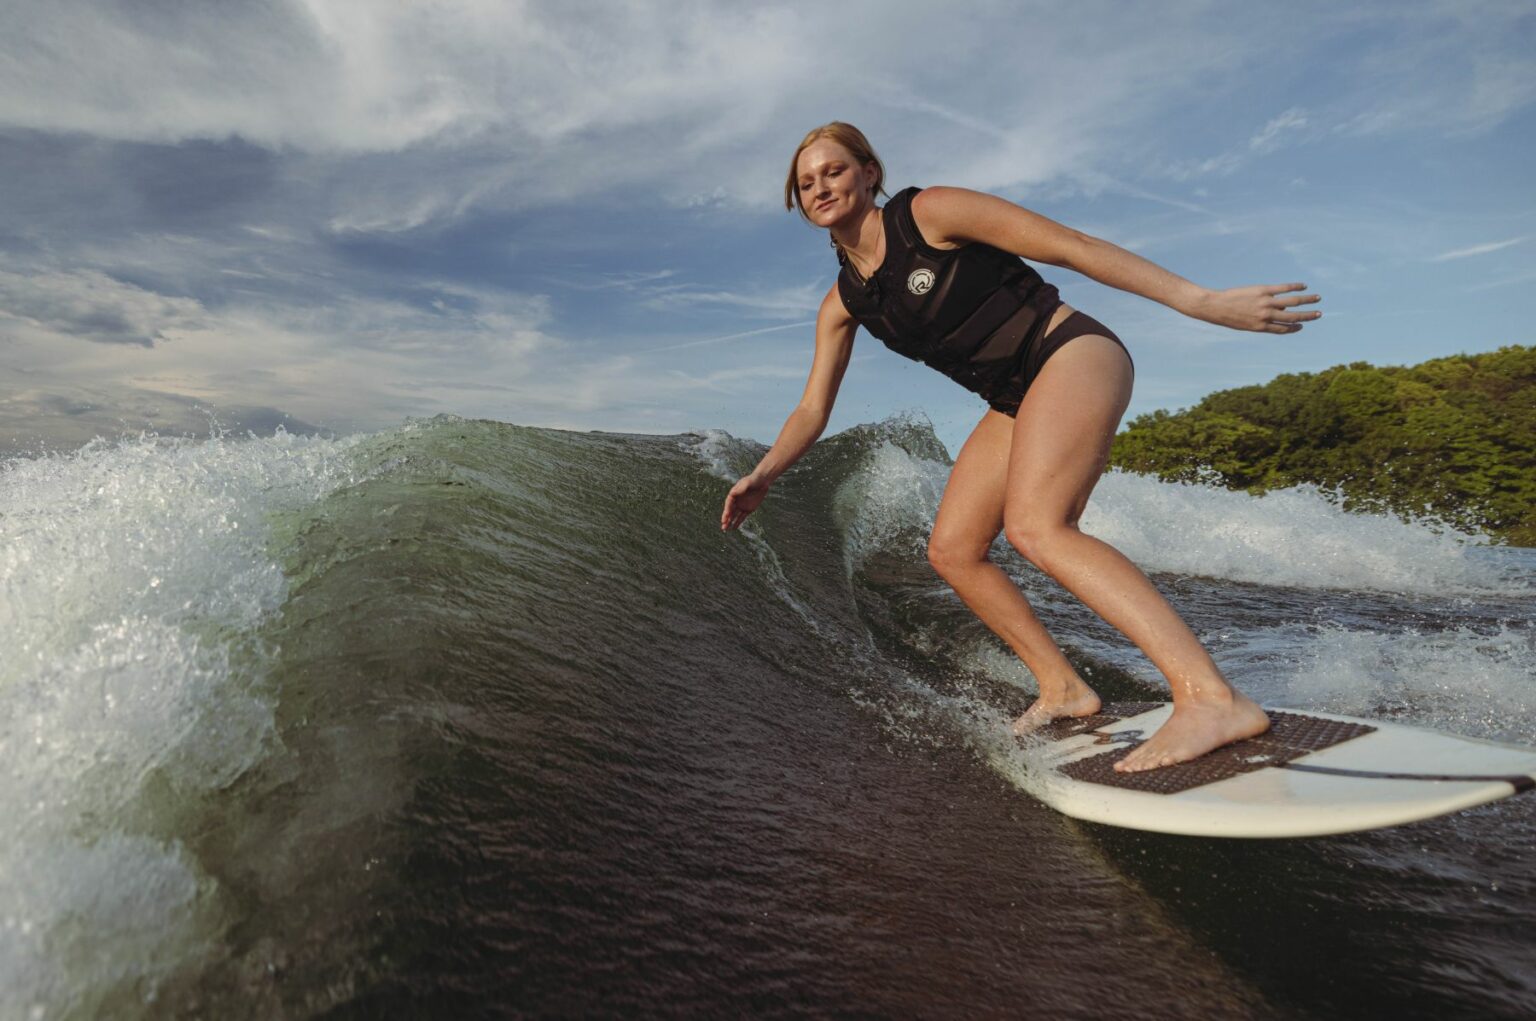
<box><xmin>783</xmin><ymin>121</ymin><xmax>887</xmax><ymax>220</ymax></box>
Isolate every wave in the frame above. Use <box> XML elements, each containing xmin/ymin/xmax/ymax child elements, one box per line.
<box><xmin>1</xmin><ymin>413</ymin><xmax>1531</xmax><ymax>1015</ymax></box>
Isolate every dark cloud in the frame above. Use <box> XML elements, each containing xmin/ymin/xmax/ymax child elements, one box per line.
<box><xmin>0</xmin><ymin>131</ymin><xmax>150</xmax><ymax>240</ymax></box>
<box><xmin>0</xmin><ymin>268</ymin><xmax>205</xmax><ymax>346</ymax></box>
<box><xmin>119</xmin><ymin>135</ymin><xmax>280</xmax><ymax>224</ymax></box>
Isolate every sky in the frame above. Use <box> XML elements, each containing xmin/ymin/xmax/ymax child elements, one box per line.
<box><xmin>1</xmin><ymin>0</ymin><xmax>1533</xmax><ymax>456</ymax></box>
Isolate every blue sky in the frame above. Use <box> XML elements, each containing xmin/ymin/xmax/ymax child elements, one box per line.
<box><xmin>1</xmin><ymin>0</ymin><xmax>1533</xmax><ymax>455</ymax></box>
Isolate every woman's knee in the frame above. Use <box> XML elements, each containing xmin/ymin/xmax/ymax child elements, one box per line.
<box><xmin>1003</xmin><ymin>517</ymin><xmax>1077</xmax><ymax>568</ymax></box>
<box><xmin>927</xmin><ymin>533</ymin><xmax>989</xmax><ymax>579</ymax></box>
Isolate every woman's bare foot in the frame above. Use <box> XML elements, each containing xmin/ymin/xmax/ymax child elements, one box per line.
<box><xmin>1113</xmin><ymin>693</ymin><xmax>1270</xmax><ymax>772</ymax></box>
<box><xmin>1011</xmin><ymin>686</ymin><xmax>1102</xmax><ymax>737</ymax></box>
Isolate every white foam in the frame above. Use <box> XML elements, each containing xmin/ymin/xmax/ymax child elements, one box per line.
<box><xmin>955</xmin><ymin>639</ymin><xmax>1039</xmax><ymax>693</ymax></box>
<box><xmin>832</xmin><ymin>440</ymin><xmax>948</xmax><ymax>567</ymax></box>
<box><xmin>1273</xmin><ymin>623</ymin><xmax>1536</xmax><ymax>745</ymax></box>
<box><xmin>681</xmin><ymin>428</ymin><xmax>750</xmax><ymax>481</ymax></box>
<box><xmin>814</xmin><ymin>429</ymin><xmax>1523</xmax><ymax>597</ymax></box>
<box><xmin>0</xmin><ymin>431</ymin><xmax>357</xmax><ymax>1014</ymax></box>
<box><xmin>1081</xmin><ymin>471</ymin><xmax>1525</xmax><ymax>596</ymax></box>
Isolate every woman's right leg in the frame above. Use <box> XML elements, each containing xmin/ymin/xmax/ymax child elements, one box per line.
<box><xmin>926</xmin><ymin>408</ymin><xmax>1101</xmax><ymax>734</ymax></box>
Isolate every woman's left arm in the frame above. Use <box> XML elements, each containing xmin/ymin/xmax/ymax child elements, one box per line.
<box><xmin>910</xmin><ymin>186</ymin><xmax>1320</xmax><ymax>334</ymax></box>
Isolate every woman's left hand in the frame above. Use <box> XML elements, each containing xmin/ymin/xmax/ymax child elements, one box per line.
<box><xmin>1192</xmin><ymin>283</ymin><xmax>1321</xmax><ymax>333</ymax></box>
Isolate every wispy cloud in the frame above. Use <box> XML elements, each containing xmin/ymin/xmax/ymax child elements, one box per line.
<box><xmin>666</xmin><ymin>364</ymin><xmax>807</xmax><ymax>395</ymax></box>
<box><xmin>1463</xmin><ymin>268</ymin><xmax>1536</xmax><ymax>293</ymax></box>
<box><xmin>1331</xmin><ymin>2</ymin><xmax>1536</xmax><ymax>138</ymax></box>
<box><xmin>1074</xmin><ymin>172</ymin><xmax>1215</xmax><ymax>215</ymax></box>
<box><xmin>585</xmin><ymin>270</ymin><xmax>682</xmax><ymax>292</ymax></box>
<box><xmin>1430</xmin><ymin>237</ymin><xmax>1528</xmax><ymax>261</ymax></box>
<box><xmin>1158</xmin><ymin>107</ymin><xmax>1315</xmax><ymax>181</ymax></box>
<box><xmin>639</xmin><ymin>321</ymin><xmax>816</xmax><ymax>354</ymax></box>
<box><xmin>1248</xmin><ymin>108</ymin><xmax>1311</xmax><ymax>153</ymax></box>
<box><xmin>637</xmin><ymin>283</ymin><xmax>824</xmax><ymax>318</ymax></box>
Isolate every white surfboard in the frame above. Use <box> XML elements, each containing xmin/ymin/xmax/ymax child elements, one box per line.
<box><xmin>1030</xmin><ymin>702</ymin><xmax>1536</xmax><ymax>838</ymax></box>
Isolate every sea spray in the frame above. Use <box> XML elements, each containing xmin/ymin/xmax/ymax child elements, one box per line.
<box><xmin>0</xmin><ymin>430</ymin><xmax>357</xmax><ymax>1016</ymax></box>
<box><xmin>1083</xmin><ymin>470</ymin><xmax>1522</xmax><ymax>596</ymax></box>
<box><xmin>1281</xmin><ymin>622</ymin><xmax>1536</xmax><ymax>744</ymax></box>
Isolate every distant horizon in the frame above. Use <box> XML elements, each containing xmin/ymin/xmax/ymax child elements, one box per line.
<box><xmin>5</xmin><ymin>338</ymin><xmax>1530</xmax><ymax>463</ymax></box>
<box><xmin>2</xmin><ymin>2</ymin><xmax>1533</xmax><ymax>460</ymax></box>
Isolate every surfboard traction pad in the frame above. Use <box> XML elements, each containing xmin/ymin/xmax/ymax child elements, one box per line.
<box><xmin>1044</xmin><ymin>702</ymin><xmax>1377</xmax><ymax>795</ymax></box>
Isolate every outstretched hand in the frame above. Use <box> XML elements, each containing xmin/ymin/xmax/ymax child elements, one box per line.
<box><xmin>1195</xmin><ymin>283</ymin><xmax>1321</xmax><ymax>334</ymax></box>
<box><xmin>721</xmin><ymin>474</ymin><xmax>771</xmax><ymax>531</ymax></box>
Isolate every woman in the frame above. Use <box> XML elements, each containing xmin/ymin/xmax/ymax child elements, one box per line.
<box><xmin>719</xmin><ymin>122</ymin><xmax>1321</xmax><ymax>772</ymax></box>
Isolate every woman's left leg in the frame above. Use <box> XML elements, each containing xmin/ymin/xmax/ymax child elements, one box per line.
<box><xmin>927</xmin><ymin>409</ymin><xmax>1102</xmax><ymax>735</ymax></box>
<box><xmin>1002</xmin><ymin>334</ymin><xmax>1269</xmax><ymax>772</ymax></box>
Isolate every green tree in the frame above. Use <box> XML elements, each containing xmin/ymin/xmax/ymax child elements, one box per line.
<box><xmin>1109</xmin><ymin>345</ymin><xmax>1536</xmax><ymax>545</ymax></box>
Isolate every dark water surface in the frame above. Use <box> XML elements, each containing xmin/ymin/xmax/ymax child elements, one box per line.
<box><xmin>2</xmin><ymin>416</ymin><xmax>1532</xmax><ymax>1018</ymax></box>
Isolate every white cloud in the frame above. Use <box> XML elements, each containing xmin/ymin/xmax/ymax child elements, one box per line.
<box><xmin>264</xmin><ymin>283</ymin><xmax>554</xmax><ymax>358</ymax></box>
<box><xmin>1248</xmin><ymin>108</ymin><xmax>1310</xmax><ymax>153</ymax></box>
<box><xmin>4</xmin><ymin>2</ymin><xmax>1531</xmax><ymax>226</ymax></box>
<box><xmin>1160</xmin><ymin>152</ymin><xmax>1246</xmax><ymax>182</ymax></box>
<box><xmin>0</xmin><ymin>252</ymin><xmax>817</xmax><ymax>437</ymax></box>
<box><xmin>490</xmin><ymin>350</ymin><xmax>809</xmax><ymax>428</ymax></box>
<box><xmin>0</xmin><ymin>1</ymin><xmax>1269</xmax><ymax>223</ymax></box>
<box><xmin>1</xmin><ymin>1</ymin><xmax>490</xmax><ymax>152</ymax></box>
<box><xmin>0</xmin><ymin>260</ymin><xmax>561</xmax><ymax>428</ymax></box>
<box><xmin>1430</xmin><ymin>237</ymin><xmax>1528</xmax><ymax>261</ymax></box>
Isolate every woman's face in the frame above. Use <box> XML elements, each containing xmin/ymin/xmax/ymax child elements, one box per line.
<box><xmin>795</xmin><ymin>139</ymin><xmax>876</xmax><ymax>229</ymax></box>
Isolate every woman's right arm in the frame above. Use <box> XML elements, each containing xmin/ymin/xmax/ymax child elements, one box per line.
<box><xmin>720</xmin><ymin>285</ymin><xmax>856</xmax><ymax>531</ymax></box>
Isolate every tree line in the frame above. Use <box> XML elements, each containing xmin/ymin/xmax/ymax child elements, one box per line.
<box><xmin>1109</xmin><ymin>345</ymin><xmax>1536</xmax><ymax>545</ymax></box>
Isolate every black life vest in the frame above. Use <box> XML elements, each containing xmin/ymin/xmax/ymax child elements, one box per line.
<box><xmin>836</xmin><ymin>187</ymin><xmax>1059</xmax><ymax>414</ymax></box>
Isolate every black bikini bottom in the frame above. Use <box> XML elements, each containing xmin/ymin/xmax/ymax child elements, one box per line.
<box><xmin>987</xmin><ymin>309</ymin><xmax>1133</xmax><ymax>417</ymax></box>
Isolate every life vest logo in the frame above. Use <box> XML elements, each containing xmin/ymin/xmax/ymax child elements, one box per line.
<box><xmin>907</xmin><ymin>269</ymin><xmax>935</xmax><ymax>295</ymax></box>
